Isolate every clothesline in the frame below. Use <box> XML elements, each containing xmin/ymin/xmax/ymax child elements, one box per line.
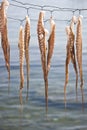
<box><xmin>8</xmin><ymin>16</ymin><xmax>71</xmax><ymax>26</ymax></box>
<box><xmin>2</xmin><ymin>0</ymin><xmax>86</xmax><ymax>26</ymax></box>
<box><xmin>10</xmin><ymin>0</ymin><xmax>87</xmax><ymax>12</ymax></box>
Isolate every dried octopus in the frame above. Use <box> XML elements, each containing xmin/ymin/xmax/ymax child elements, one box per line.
<box><xmin>24</xmin><ymin>16</ymin><xmax>30</xmax><ymax>99</ymax></box>
<box><xmin>76</xmin><ymin>15</ymin><xmax>83</xmax><ymax>88</ymax></box>
<box><xmin>37</xmin><ymin>11</ymin><xmax>55</xmax><ymax>110</ymax></box>
<box><xmin>0</xmin><ymin>0</ymin><xmax>10</xmax><ymax>79</ymax></box>
<box><xmin>47</xmin><ymin>17</ymin><xmax>56</xmax><ymax>76</ymax></box>
<box><xmin>37</xmin><ymin>11</ymin><xmax>49</xmax><ymax>109</ymax></box>
<box><xmin>18</xmin><ymin>26</ymin><xmax>24</xmax><ymax>104</ymax></box>
<box><xmin>64</xmin><ymin>16</ymin><xmax>78</xmax><ymax>107</ymax></box>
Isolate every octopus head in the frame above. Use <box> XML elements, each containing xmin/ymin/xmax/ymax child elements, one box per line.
<box><xmin>25</xmin><ymin>15</ymin><xmax>30</xmax><ymax>24</ymax></box>
<box><xmin>78</xmin><ymin>15</ymin><xmax>83</xmax><ymax>23</ymax></box>
<box><xmin>49</xmin><ymin>17</ymin><xmax>55</xmax><ymax>34</ymax></box>
<box><xmin>39</xmin><ymin>11</ymin><xmax>45</xmax><ymax>19</ymax></box>
<box><xmin>3</xmin><ymin>0</ymin><xmax>9</xmax><ymax>7</ymax></box>
<box><xmin>72</xmin><ymin>15</ymin><xmax>77</xmax><ymax>24</ymax></box>
<box><xmin>50</xmin><ymin>17</ymin><xmax>55</xmax><ymax>26</ymax></box>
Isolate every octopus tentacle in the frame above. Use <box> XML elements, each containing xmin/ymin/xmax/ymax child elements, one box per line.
<box><xmin>70</xmin><ymin>16</ymin><xmax>78</xmax><ymax>98</ymax></box>
<box><xmin>24</xmin><ymin>15</ymin><xmax>30</xmax><ymax>99</ymax></box>
<box><xmin>76</xmin><ymin>15</ymin><xmax>83</xmax><ymax>88</ymax></box>
<box><xmin>0</xmin><ymin>0</ymin><xmax>10</xmax><ymax>79</ymax></box>
<box><xmin>47</xmin><ymin>17</ymin><xmax>55</xmax><ymax>76</ymax></box>
<box><xmin>64</xmin><ymin>26</ymin><xmax>71</xmax><ymax>107</ymax></box>
<box><xmin>71</xmin><ymin>44</ymin><xmax>78</xmax><ymax>98</ymax></box>
<box><xmin>0</xmin><ymin>0</ymin><xmax>9</xmax><ymax>32</ymax></box>
<box><xmin>64</xmin><ymin>17</ymin><xmax>78</xmax><ymax>106</ymax></box>
<box><xmin>18</xmin><ymin>26</ymin><xmax>24</xmax><ymax>104</ymax></box>
<box><xmin>37</xmin><ymin>11</ymin><xmax>49</xmax><ymax>110</ymax></box>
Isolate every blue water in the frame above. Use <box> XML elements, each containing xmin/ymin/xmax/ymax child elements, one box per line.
<box><xmin>0</xmin><ymin>0</ymin><xmax>87</xmax><ymax>130</ymax></box>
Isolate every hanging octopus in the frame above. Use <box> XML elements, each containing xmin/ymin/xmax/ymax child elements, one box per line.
<box><xmin>47</xmin><ymin>17</ymin><xmax>56</xmax><ymax>76</ymax></box>
<box><xmin>0</xmin><ymin>0</ymin><xmax>9</xmax><ymax>31</ymax></box>
<box><xmin>24</xmin><ymin>15</ymin><xmax>30</xmax><ymax>99</ymax></box>
<box><xmin>64</xmin><ymin>16</ymin><xmax>78</xmax><ymax>107</ymax></box>
<box><xmin>37</xmin><ymin>11</ymin><xmax>49</xmax><ymax>109</ymax></box>
<box><xmin>18</xmin><ymin>26</ymin><xmax>24</xmax><ymax>104</ymax></box>
<box><xmin>76</xmin><ymin>15</ymin><xmax>83</xmax><ymax>88</ymax></box>
<box><xmin>0</xmin><ymin>0</ymin><xmax>10</xmax><ymax>79</ymax></box>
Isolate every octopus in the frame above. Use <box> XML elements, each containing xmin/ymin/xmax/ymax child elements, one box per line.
<box><xmin>37</xmin><ymin>11</ymin><xmax>49</xmax><ymax>109</ymax></box>
<box><xmin>0</xmin><ymin>0</ymin><xmax>10</xmax><ymax>79</ymax></box>
<box><xmin>47</xmin><ymin>17</ymin><xmax>56</xmax><ymax>76</ymax></box>
<box><xmin>64</xmin><ymin>16</ymin><xmax>78</xmax><ymax>107</ymax></box>
<box><xmin>76</xmin><ymin>15</ymin><xmax>84</xmax><ymax>107</ymax></box>
<box><xmin>18</xmin><ymin>26</ymin><xmax>24</xmax><ymax>104</ymax></box>
<box><xmin>76</xmin><ymin>15</ymin><xmax>83</xmax><ymax>88</ymax></box>
<box><xmin>24</xmin><ymin>15</ymin><xmax>30</xmax><ymax>99</ymax></box>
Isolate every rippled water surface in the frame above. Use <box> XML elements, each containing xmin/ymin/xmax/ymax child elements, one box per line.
<box><xmin>0</xmin><ymin>0</ymin><xmax>87</xmax><ymax>130</ymax></box>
